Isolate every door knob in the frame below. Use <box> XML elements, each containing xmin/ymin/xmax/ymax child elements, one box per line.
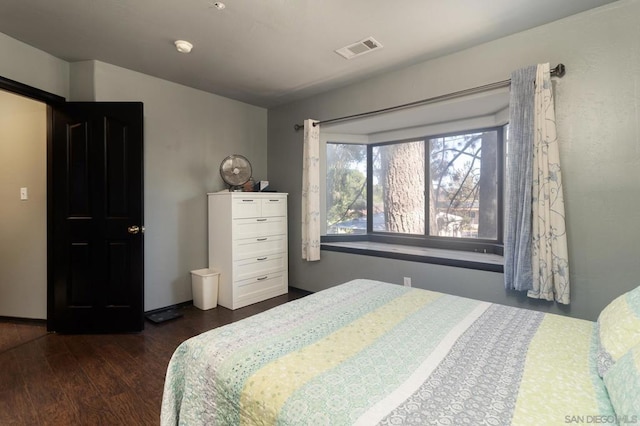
<box><xmin>128</xmin><ymin>225</ymin><xmax>140</xmax><ymax>234</ymax></box>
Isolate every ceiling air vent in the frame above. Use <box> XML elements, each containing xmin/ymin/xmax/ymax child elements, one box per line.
<box><xmin>335</xmin><ymin>37</ymin><xmax>383</xmax><ymax>60</ymax></box>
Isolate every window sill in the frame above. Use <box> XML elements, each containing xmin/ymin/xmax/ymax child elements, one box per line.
<box><xmin>321</xmin><ymin>241</ymin><xmax>503</xmax><ymax>273</ymax></box>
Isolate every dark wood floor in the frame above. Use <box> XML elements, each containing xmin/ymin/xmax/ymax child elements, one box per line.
<box><xmin>0</xmin><ymin>289</ymin><xmax>309</xmax><ymax>425</ymax></box>
<box><xmin>0</xmin><ymin>319</ymin><xmax>47</xmax><ymax>354</ymax></box>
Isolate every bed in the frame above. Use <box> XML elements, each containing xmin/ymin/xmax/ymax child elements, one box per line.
<box><xmin>161</xmin><ymin>279</ymin><xmax>640</xmax><ymax>425</ymax></box>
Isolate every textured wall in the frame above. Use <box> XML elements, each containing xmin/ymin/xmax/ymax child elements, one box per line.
<box><xmin>1</xmin><ymin>36</ymin><xmax>268</xmax><ymax>313</ymax></box>
<box><xmin>0</xmin><ymin>33</ymin><xmax>67</xmax><ymax>319</ymax></box>
<box><xmin>268</xmin><ymin>0</ymin><xmax>640</xmax><ymax>321</ymax></box>
<box><xmin>0</xmin><ymin>91</ymin><xmax>47</xmax><ymax>319</ymax></box>
<box><xmin>87</xmin><ymin>61</ymin><xmax>268</xmax><ymax>311</ymax></box>
<box><xmin>0</xmin><ymin>32</ymin><xmax>69</xmax><ymax>99</ymax></box>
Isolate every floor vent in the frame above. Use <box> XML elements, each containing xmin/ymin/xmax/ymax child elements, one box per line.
<box><xmin>335</xmin><ymin>37</ymin><xmax>383</xmax><ymax>59</ymax></box>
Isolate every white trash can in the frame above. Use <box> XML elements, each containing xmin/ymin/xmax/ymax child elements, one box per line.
<box><xmin>190</xmin><ymin>268</ymin><xmax>219</xmax><ymax>310</ymax></box>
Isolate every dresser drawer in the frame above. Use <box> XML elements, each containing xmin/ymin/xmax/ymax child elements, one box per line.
<box><xmin>261</xmin><ymin>198</ymin><xmax>287</xmax><ymax>217</ymax></box>
<box><xmin>232</xmin><ymin>217</ymin><xmax>286</xmax><ymax>239</ymax></box>
<box><xmin>236</xmin><ymin>273</ymin><xmax>286</xmax><ymax>300</ymax></box>
<box><xmin>232</xmin><ymin>197</ymin><xmax>261</xmax><ymax>218</ymax></box>
<box><xmin>234</xmin><ymin>254</ymin><xmax>286</xmax><ymax>281</ymax></box>
<box><xmin>233</xmin><ymin>235</ymin><xmax>286</xmax><ymax>260</ymax></box>
<box><xmin>232</xmin><ymin>196</ymin><xmax>286</xmax><ymax>219</ymax></box>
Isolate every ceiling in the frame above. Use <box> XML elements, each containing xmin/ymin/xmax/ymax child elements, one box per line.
<box><xmin>0</xmin><ymin>0</ymin><xmax>617</xmax><ymax>108</ymax></box>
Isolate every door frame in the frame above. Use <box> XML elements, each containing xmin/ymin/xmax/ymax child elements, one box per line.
<box><xmin>1</xmin><ymin>76</ymin><xmax>64</xmax><ymax>331</ymax></box>
<box><xmin>0</xmin><ymin>76</ymin><xmax>64</xmax><ymax>105</ymax></box>
<box><xmin>1</xmin><ymin>76</ymin><xmax>146</xmax><ymax>332</ymax></box>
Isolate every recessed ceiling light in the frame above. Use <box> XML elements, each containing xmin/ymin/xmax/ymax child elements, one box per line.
<box><xmin>213</xmin><ymin>2</ymin><xmax>225</xmax><ymax>10</ymax></box>
<box><xmin>174</xmin><ymin>40</ymin><xmax>194</xmax><ymax>53</ymax></box>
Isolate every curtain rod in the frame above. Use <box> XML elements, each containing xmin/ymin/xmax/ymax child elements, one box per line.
<box><xmin>293</xmin><ymin>63</ymin><xmax>565</xmax><ymax>131</ymax></box>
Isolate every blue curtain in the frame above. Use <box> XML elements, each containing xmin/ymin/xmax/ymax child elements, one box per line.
<box><xmin>504</xmin><ymin>66</ymin><xmax>536</xmax><ymax>291</ymax></box>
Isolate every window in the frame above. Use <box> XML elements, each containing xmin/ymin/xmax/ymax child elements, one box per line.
<box><xmin>325</xmin><ymin>126</ymin><xmax>504</xmax><ymax>253</ymax></box>
<box><xmin>326</xmin><ymin>143</ymin><xmax>367</xmax><ymax>234</ymax></box>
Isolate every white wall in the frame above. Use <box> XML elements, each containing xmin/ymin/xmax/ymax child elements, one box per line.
<box><xmin>75</xmin><ymin>61</ymin><xmax>268</xmax><ymax>311</ymax></box>
<box><xmin>0</xmin><ymin>33</ymin><xmax>65</xmax><ymax>320</ymax></box>
<box><xmin>1</xmin><ymin>32</ymin><xmax>268</xmax><ymax>313</ymax></box>
<box><xmin>0</xmin><ymin>32</ymin><xmax>69</xmax><ymax>99</ymax></box>
<box><xmin>0</xmin><ymin>91</ymin><xmax>47</xmax><ymax>319</ymax></box>
<box><xmin>268</xmin><ymin>0</ymin><xmax>640</xmax><ymax>321</ymax></box>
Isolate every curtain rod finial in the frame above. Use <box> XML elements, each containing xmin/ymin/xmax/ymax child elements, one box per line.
<box><xmin>553</xmin><ymin>63</ymin><xmax>566</xmax><ymax>77</ymax></box>
<box><xmin>294</xmin><ymin>122</ymin><xmax>319</xmax><ymax>131</ymax></box>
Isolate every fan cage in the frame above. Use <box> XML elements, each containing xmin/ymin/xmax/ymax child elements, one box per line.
<box><xmin>219</xmin><ymin>154</ymin><xmax>252</xmax><ymax>190</ymax></box>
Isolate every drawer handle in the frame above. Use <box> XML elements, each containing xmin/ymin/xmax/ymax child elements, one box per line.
<box><xmin>269</xmin><ymin>200</ymin><xmax>279</xmax><ymax>202</ymax></box>
<box><xmin>257</xmin><ymin>276</ymin><xmax>268</xmax><ymax>281</ymax></box>
<box><xmin>256</xmin><ymin>218</ymin><xmax>267</xmax><ymax>222</ymax></box>
<box><xmin>257</xmin><ymin>237</ymin><xmax>268</xmax><ymax>241</ymax></box>
<box><xmin>242</xmin><ymin>199</ymin><xmax>254</xmax><ymax>202</ymax></box>
<box><xmin>257</xmin><ymin>257</ymin><xmax>267</xmax><ymax>261</ymax></box>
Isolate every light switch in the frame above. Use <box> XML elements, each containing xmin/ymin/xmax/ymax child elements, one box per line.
<box><xmin>20</xmin><ymin>187</ymin><xmax>28</xmax><ymax>200</ymax></box>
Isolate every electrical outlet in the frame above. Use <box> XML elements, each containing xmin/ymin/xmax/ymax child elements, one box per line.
<box><xmin>403</xmin><ymin>277</ymin><xmax>411</xmax><ymax>287</ymax></box>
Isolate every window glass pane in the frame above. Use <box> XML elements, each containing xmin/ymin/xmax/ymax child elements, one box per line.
<box><xmin>429</xmin><ymin>131</ymin><xmax>498</xmax><ymax>239</ymax></box>
<box><xmin>326</xmin><ymin>143</ymin><xmax>367</xmax><ymax>234</ymax></box>
<box><xmin>373</xmin><ymin>140</ymin><xmax>425</xmax><ymax>234</ymax></box>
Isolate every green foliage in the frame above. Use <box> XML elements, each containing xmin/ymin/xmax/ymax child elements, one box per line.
<box><xmin>326</xmin><ymin>144</ymin><xmax>367</xmax><ymax>231</ymax></box>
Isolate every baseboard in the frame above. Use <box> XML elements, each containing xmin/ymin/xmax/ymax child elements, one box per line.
<box><xmin>0</xmin><ymin>316</ymin><xmax>47</xmax><ymax>325</ymax></box>
<box><xmin>144</xmin><ymin>289</ymin><xmax>311</xmax><ymax>315</ymax></box>
<box><xmin>289</xmin><ymin>286</ymin><xmax>314</xmax><ymax>296</ymax></box>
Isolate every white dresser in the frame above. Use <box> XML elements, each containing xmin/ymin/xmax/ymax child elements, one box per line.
<box><xmin>207</xmin><ymin>192</ymin><xmax>288</xmax><ymax>310</ymax></box>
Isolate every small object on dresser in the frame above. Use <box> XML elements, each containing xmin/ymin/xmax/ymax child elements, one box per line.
<box><xmin>254</xmin><ymin>180</ymin><xmax>269</xmax><ymax>191</ymax></box>
<box><xmin>242</xmin><ymin>178</ymin><xmax>255</xmax><ymax>192</ymax></box>
<box><xmin>220</xmin><ymin>154</ymin><xmax>252</xmax><ymax>191</ymax></box>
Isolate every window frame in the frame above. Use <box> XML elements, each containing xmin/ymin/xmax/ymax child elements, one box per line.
<box><xmin>323</xmin><ymin>125</ymin><xmax>504</xmax><ymax>256</ymax></box>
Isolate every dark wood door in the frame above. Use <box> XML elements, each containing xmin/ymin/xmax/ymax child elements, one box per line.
<box><xmin>50</xmin><ymin>102</ymin><xmax>144</xmax><ymax>333</ymax></box>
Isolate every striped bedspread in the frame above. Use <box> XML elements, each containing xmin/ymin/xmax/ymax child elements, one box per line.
<box><xmin>161</xmin><ymin>279</ymin><xmax>614</xmax><ymax>425</ymax></box>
